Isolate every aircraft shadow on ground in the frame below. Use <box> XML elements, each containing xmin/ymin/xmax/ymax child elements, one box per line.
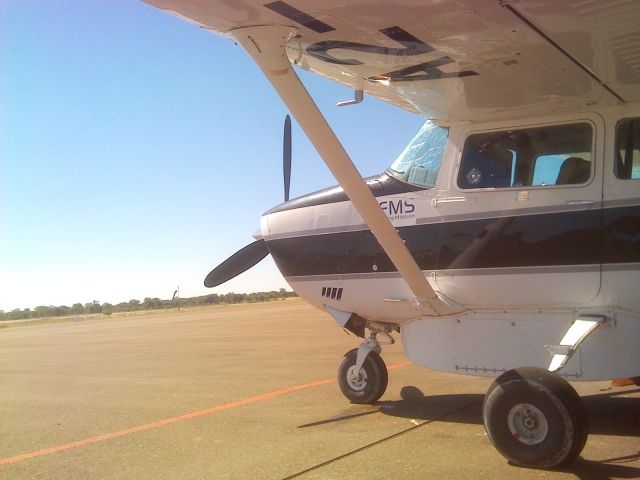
<box><xmin>377</xmin><ymin>386</ymin><xmax>640</xmax><ymax>479</ymax></box>
<box><xmin>299</xmin><ymin>386</ymin><xmax>640</xmax><ymax>479</ymax></box>
<box><xmin>551</xmin><ymin>455</ymin><xmax>640</xmax><ymax>480</ymax></box>
<box><xmin>377</xmin><ymin>386</ymin><xmax>640</xmax><ymax>437</ymax></box>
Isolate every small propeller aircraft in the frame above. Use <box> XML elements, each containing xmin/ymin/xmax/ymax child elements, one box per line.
<box><xmin>143</xmin><ymin>0</ymin><xmax>639</xmax><ymax>469</ymax></box>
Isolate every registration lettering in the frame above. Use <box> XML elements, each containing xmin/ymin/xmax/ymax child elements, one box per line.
<box><xmin>306</xmin><ymin>26</ymin><xmax>478</xmax><ymax>83</ymax></box>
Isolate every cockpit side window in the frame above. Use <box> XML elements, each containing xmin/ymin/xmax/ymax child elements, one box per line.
<box><xmin>387</xmin><ymin>121</ymin><xmax>449</xmax><ymax>188</ymax></box>
<box><xmin>457</xmin><ymin>123</ymin><xmax>593</xmax><ymax>189</ymax></box>
<box><xmin>615</xmin><ymin>117</ymin><xmax>640</xmax><ymax>180</ymax></box>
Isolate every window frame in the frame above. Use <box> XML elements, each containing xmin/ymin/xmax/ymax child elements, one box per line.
<box><xmin>614</xmin><ymin>116</ymin><xmax>640</xmax><ymax>181</ymax></box>
<box><xmin>454</xmin><ymin>119</ymin><xmax>597</xmax><ymax>192</ymax></box>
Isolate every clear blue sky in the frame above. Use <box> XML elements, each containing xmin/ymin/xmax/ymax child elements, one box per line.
<box><xmin>1</xmin><ymin>1</ymin><xmax>423</xmax><ymax>311</ymax></box>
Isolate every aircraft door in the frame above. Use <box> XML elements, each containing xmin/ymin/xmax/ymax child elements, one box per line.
<box><xmin>601</xmin><ymin>114</ymin><xmax>640</xmax><ymax>311</ymax></box>
<box><xmin>433</xmin><ymin>118</ymin><xmax>603</xmax><ymax>308</ymax></box>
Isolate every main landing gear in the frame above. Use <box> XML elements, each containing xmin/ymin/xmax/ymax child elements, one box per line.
<box><xmin>483</xmin><ymin>367</ymin><xmax>588</xmax><ymax>468</ymax></box>
<box><xmin>338</xmin><ymin>330</ymin><xmax>392</xmax><ymax>404</ymax></box>
<box><xmin>336</xmin><ymin>328</ymin><xmax>589</xmax><ymax>469</ymax></box>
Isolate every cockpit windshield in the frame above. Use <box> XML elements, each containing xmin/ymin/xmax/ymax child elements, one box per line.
<box><xmin>387</xmin><ymin>120</ymin><xmax>448</xmax><ymax>188</ymax></box>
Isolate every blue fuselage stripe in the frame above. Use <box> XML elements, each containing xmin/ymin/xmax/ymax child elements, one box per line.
<box><xmin>265</xmin><ymin>205</ymin><xmax>640</xmax><ymax>277</ymax></box>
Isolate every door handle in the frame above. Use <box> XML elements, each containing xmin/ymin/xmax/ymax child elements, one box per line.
<box><xmin>432</xmin><ymin>196</ymin><xmax>467</xmax><ymax>207</ymax></box>
<box><xmin>565</xmin><ymin>200</ymin><xmax>595</xmax><ymax>206</ymax></box>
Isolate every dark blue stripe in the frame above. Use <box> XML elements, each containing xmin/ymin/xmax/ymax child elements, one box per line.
<box><xmin>266</xmin><ymin>206</ymin><xmax>640</xmax><ymax>277</ymax></box>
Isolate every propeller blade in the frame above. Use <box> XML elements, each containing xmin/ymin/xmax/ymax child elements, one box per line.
<box><xmin>283</xmin><ymin>114</ymin><xmax>292</xmax><ymax>202</ymax></box>
<box><xmin>204</xmin><ymin>239</ymin><xmax>269</xmax><ymax>288</ymax></box>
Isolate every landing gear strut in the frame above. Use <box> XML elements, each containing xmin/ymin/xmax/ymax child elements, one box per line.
<box><xmin>338</xmin><ymin>330</ymin><xmax>391</xmax><ymax>404</ymax></box>
<box><xmin>483</xmin><ymin>367</ymin><xmax>588</xmax><ymax>468</ymax></box>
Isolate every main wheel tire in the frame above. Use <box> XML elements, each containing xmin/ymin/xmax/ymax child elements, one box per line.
<box><xmin>483</xmin><ymin>367</ymin><xmax>588</xmax><ymax>469</ymax></box>
<box><xmin>338</xmin><ymin>348</ymin><xmax>388</xmax><ymax>404</ymax></box>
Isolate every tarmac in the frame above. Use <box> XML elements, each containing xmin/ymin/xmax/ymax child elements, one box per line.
<box><xmin>1</xmin><ymin>299</ymin><xmax>638</xmax><ymax>479</ymax></box>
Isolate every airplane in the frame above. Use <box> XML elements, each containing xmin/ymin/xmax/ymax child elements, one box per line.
<box><xmin>142</xmin><ymin>0</ymin><xmax>640</xmax><ymax>469</ymax></box>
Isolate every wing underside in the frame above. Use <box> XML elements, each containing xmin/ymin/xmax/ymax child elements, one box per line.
<box><xmin>144</xmin><ymin>0</ymin><xmax>640</xmax><ymax>121</ymax></box>
<box><xmin>142</xmin><ymin>0</ymin><xmax>640</xmax><ymax>316</ymax></box>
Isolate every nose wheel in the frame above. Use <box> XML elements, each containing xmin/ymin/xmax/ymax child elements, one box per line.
<box><xmin>338</xmin><ymin>348</ymin><xmax>388</xmax><ymax>404</ymax></box>
<box><xmin>483</xmin><ymin>367</ymin><xmax>588</xmax><ymax>468</ymax></box>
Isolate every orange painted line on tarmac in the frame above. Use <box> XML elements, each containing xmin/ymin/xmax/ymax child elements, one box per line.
<box><xmin>0</xmin><ymin>361</ymin><xmax>411</xmax><ymax>466</ymax></box>
<box><xmin>388</xmin><ymin>361</ymin><xmax>411</xmax><ymax>370</ymax></box>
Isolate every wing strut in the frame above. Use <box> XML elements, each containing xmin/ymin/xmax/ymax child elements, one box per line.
<box><xmin>231</xmin><ymin>25</ymin><xmax>459</xmax><ymax>316</ymax></box>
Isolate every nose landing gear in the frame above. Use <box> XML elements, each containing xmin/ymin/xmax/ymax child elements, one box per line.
<box><xmin>338</xmin><ymin>329</ymin><xmax>393</xmax><ymax>404</ymax></box>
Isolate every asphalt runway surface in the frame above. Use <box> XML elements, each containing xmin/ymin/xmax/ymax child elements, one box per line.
<box><xmin>1</xmin><ymin>299</ymin><xmax>639</xmax><ymax>479</ymax></box>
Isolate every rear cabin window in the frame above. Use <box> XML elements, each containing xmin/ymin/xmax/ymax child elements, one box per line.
<box><xmin>615</xmin><ymin>117</ymin><xmax>640</xmax><ymax>180</ymax></box>
<box><xmin>457</xmin><ymin>123</ymin><xmax>593</xmax><ymax>189</ymax></box>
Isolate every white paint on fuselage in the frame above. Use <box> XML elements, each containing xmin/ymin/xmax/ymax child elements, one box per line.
<box><xmin>262</xmin><ymin>103</ymin><xmax>640</xmax><ymax>379</ymax></box>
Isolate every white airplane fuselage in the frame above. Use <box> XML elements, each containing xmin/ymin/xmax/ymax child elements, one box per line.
<box><xmin>261</xmin><ymin>103</ymin><xmax>640</xmax><ymax>381</ymax></box>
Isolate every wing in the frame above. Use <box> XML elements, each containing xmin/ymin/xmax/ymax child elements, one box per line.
<box><xmin>141</xmin><ymin>0</ymin><xmax>639</xmax><ymax>317</ymax></box>
<box><xmin>143</xmin><ymin>0</ymin><xmax>640</xmax><ymax>121</ymax></box>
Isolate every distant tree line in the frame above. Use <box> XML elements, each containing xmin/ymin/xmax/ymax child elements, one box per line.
<box><xmin>0</xmin><ymin>289</ymin><xmax>298</xmax><ymax>322</ymax></box>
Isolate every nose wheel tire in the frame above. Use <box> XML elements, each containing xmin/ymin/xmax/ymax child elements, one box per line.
<box><xmin>338</xmin><ymin>348</ymin><xmax>388</xmax><ymax>404</ymax></box>
<box><xmin>483</xmin><ymin>367</ymin><xmax>588</xmax><ymax>469</ymax></box>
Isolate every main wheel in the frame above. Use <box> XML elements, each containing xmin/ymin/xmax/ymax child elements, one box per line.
<box><xmin>483</xmin><ymin>367</ymin><xmax>588</xmax><ymax>469</ymax></box>
<box><xmin>338</xmin><ymin>348</ymin><xmax>388</xmax><ymax>404</ymax></box>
